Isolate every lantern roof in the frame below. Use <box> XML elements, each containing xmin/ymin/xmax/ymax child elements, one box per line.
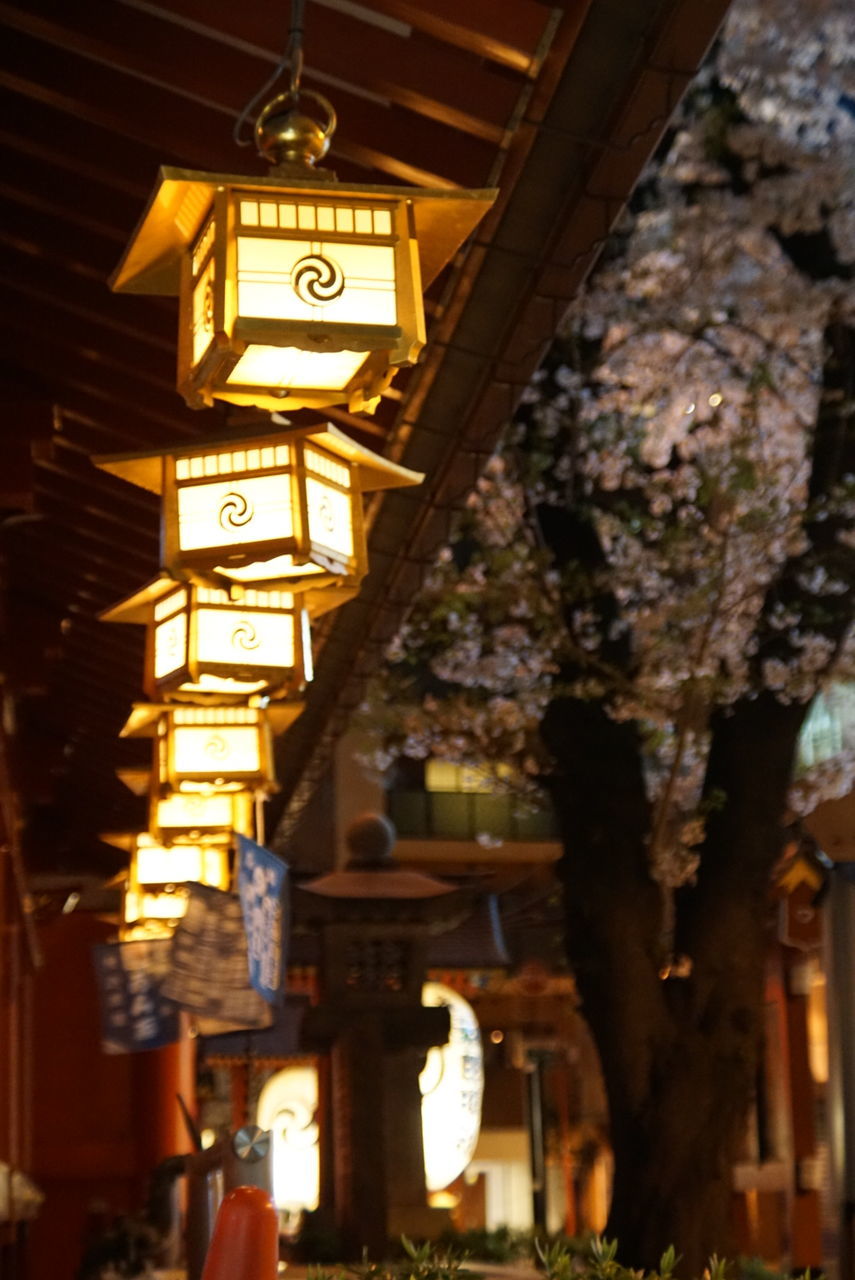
<box><xmin>99</xmin><ymin>830</ymin><xmax>142</xmax><ymax>853</ymax></box>
<box><xmin>300</xmin><ymin>867</ymin><xmax>455</xmax><ymax>901</ymax></box>
<box><xmin>116</xmin><ymin>768</ymin><xmax>152</xmax><ymax>797</ymax></box>
<box><xmin>100</xmin><ymin>828</ymin><xmax>232</xmax><ymax>853</ymax></box>
<box><xmin>119</xmin><ymin>700</ymin><xmax>304</xmax><ymax>739</ymax></box>
<box><xmin>101</xmin><ymin>574</ymin><xmax>183</xmax><ymax>625</ymax></box>
<box><xmin>302</xmin><ymin>812</ymin><xmax>455</xmax><ymax>901</ymax></box>
<box><xmin>100</xmin><ymin>572</ymin><xmax>348</xmax><ymax>625</ymax></box>
<box><xmin>111</xmin><ymin>166</ymin><xmax>497</xmax><ymax>298</ymax></box>
<box><xmin>93</xmin><ymin>422</ymin><xmax>423</xmax><ymax>497</ymax></box>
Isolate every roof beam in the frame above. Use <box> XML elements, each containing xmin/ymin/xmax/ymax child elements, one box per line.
<box><xmin>118</xmin><ymin>0</ymin><xmax>522</xmax><ymax>143</ymax></box>
<box><xmin>0</xmin><ymin>10</ymin><xmax>497</xmax><ymax>188</ymax></box>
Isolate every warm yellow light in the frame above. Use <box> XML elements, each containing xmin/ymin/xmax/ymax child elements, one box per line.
<box><xmin>226</xmin><ymin>346</ymin><xmax>368</xmax><ymax>394</ymax></box>
<box><xmin>110</xmin><ymin>169</ymin><xmax>495</xmax><ymax>414</ymax></box>
<box><xmin>177</xmin><ymin>472</ymin><xmax>294</xmax><ymax>553</ymax></box>
<box><xmin>425</xmin><ymin>760</ymin><xmax>513</xmax><ymax>793</ymax></box>
<box><xmin>219</xmin><ymin>554</ymin><xmax>326</xmax><ymax>584</ymax></box>
<box><xmin>807</xmin><ymin>962</ymin><xmax>829</xmax><ymax>1085</ymax></box>
<box><xmin>154</xmin><ymin>790</ymin><xmax>253</xmax><ymax>841</ymax></box>
<box><xmin>103</xmin><ymin>577</ymin><xmax>311</xmax><ymax>701</ymax></box>
<box><xmin>95</xmin><ymin>425</ymin><xmax>423</xmax><ymax>596</ymax></box>
<box><xmin>119</xmin><ymin>701</ymin><xmax>298</xmax><ymax>795</ymax></box>
<box><xmin>125</xmin><ymin>886</ymin><xmax>188</xmax><ymax>924</ymax></box>
<box><xmin>154</xmin><ymin>609</ymin><xmax>188</xmax><ymax>681</ymax></box>
<box><xmin>134</xmin><ymin>839</ymin><xmax>230</xmax><ymax>890</ymax></box>
<box><xmin>420</xmin><ymin>983</ymin><xmax>484</xmax><ymax>1192</ymax></box>
<box><xmin>192</xmin><ymin>257</ymin><xmax>216</xmax><ymax>366</ymax></box>
<box><xmin>198</xmin><ymin>602</ymin><xmax>294</xmax><ymax>664</ymax></box>
<box><xmin>258</xmin><ymin>1066</ymin><xmax>321</xmax><ymax>1216</ymax></box>
<box><xmin>172</xmin><ymin>712</ymin><xmax>262</xmax><ymax>784</ymax></box>
<box><xmin>122</xmin><ymin>829</ymin><xmax>232</xmax><ymax>936</ymax></box>
<box><xmin>234</xmin><ymin>236</ymin><xmax>396</xmax><ymax>326</ymax></box>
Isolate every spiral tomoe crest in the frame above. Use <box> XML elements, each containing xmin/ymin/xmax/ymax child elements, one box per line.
<box><xmin>318</xmin><ymin>492</ymin><xmax>336</xmax><ymax>534</ymax></box>
<box><xmin>204</xmin><ymin>733</ymin><xmax>229</xmax><ymax>761</ymax></box>
<box><xmin>292</xmin><ymin>253</ymin><xmax>345</xmax><ymax>306</ymax></box>
<box><xmin>218</xmin><ymin>490</ymin><xmax>253</xmax><ymax>531</ymax></box>
<box><xmin>231</xmin><ymin>620</ymin><xmax>260</xmax><ymax>652</ymax></box>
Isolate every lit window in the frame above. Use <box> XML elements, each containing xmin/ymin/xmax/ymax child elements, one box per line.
<box><xmin>425</xmin><ymin>761</ymin><xmax>513</xmax><ymax>793</ymax></box>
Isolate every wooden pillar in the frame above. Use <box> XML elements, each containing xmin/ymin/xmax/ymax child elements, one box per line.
<box><xmin>230</xmin><ymin>1062</ymin><xmax>249</xmax><ymax>1132</ymax></box>
<box><xmin>27</xmin><ymin>915</ymin><xmax>138</xmax><ymax>1279</ymax></box>
<box><xmin>134</xmin><ymin>1026</ymin><xmax>197</xmax><ymax>1175</ymax></box>
<box><xmin>784</xmin><ymin>949</ymin><xmax>822</xmax><ymax>1269</ymax></box>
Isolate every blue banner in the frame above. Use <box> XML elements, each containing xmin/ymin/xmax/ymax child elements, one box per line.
<box><xmin>236</xmin><ymin>834</ymin><xmax>288</xmax><ymax>1005</ymax></box>
<box><xmin>162</xmin><ymin>884</ymin><xmax>272</xmax><ymax>1030</ymax></box>
<box><xmin>92</xmin><ymin>938</ymin><xmax>180</xmax><ymax>1054</ymax></box>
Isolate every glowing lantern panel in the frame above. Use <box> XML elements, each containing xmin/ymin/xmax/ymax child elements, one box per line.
<box><xmin>134</xmin><ymin>837</ymin><xmax>230</xmax><ymax>890</ymax></box>
<box><xmin>120</xmin><ymin>702</ymin><xmax>299</xmax><ymax>795</ymax></box>
<box><xmin>420</xmin><ymin>983</ymin><xmax>484</xmax><ymax>1191</ymax></box>
<box><xmin>171</xmin><ymin>707</ymin><xmax>264</xmax><ymax>789</ymax></box>
<box><xmin>257</xmin><ymin>1066</ymin><xmax>321</xmax><ymax>1220</ymax></box>
<box><xmin>153</xmin><ymin>790</ymin><xmax>253</xmax><ymax>844</ymax></box>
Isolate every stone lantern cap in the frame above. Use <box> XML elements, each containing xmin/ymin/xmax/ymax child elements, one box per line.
<box><xmin>301</xmin><ymin>814</ymin><xmax>455</xmax><ymax>901</ymax></box>
<box><xmin>300</xmin><ymin>814</ymin><xmax>460</xmax><ymax>926</ymax></box>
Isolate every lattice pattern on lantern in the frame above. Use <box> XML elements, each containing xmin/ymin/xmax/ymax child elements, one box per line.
<box><xmin>110</xmin><ymin>168</ymin><xmax>495</xmax><ymax>414</ymax></box>
<box><xmin>119</xmin><ymin>701</ymin><xmax>302</xmax><ymax>794</ymax></box>
<box><xmin>154</xmin><ymin>789</ymin><xmax>253</xmax><ymax>843</ymax></box>
<box><xmin>102</xmin><ymin>574</ymin><xmax>313</xmax><ymax>700</ymax></box>
<box><xmin>344</xmin><ymin>937</ymin><xmax>409</xmax><ymax>994</ymax></box>
<box><xmin>232</xmin><ymin>225</ymin><xmax>397</xmax><ymax>329</ymax></box>
<box><xmin>95</xmin><ymin>425</ymin><xmax>422</xmax><ymax>593</ymax></box>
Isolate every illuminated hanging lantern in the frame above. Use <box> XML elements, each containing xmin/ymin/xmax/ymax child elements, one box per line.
<box><xmin>133</xmin><ymin>833</ymin><xmax>231</xmax><ymax>891</ymax></box>
<box><xmin>105</xmin><ymin>831</ymin><xmax>232</xmax><ymax>938</ymax></box>
<box><xmin>102</xmin><ymin>574</ymin><xmax>314</xmax><ymax>701</ymax></box>
<box><xmin>116</xmin><ymin>765</ymin><xmax>255</xmax><ymax>844</ymax></box>
<box><xmin>154</xmin><ymin>789</ymin><xmax>254</xmax><ymax>845</ymax></box>
<box><xmin>109</xmin><ymin>89</ymin><xmax>495</xmax><ymax>414</ymax></box>
<box><xmin>95</xmin><ymin>425</ymin><xmax>422</xmax><ymax>593</ymax></box>
<box><xmin>120</xmin><ymin>702</ymin><xmax>301</xmax><ymax>794</ymax></box>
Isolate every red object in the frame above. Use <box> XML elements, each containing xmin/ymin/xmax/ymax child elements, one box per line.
<box><xmin>201</xmin><ymin>1186</ymin><xmax>279</xmax><ymax>1280</ymax></box>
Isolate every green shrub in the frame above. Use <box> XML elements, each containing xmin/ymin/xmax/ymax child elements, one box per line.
<box><xmin>310</xmin><ymin>1234</ymin><xmax>821</xmax><ymax>1280</ymax></box>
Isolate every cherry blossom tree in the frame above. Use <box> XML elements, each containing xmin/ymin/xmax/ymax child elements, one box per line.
<box><xmin>360</xmin><ymin>0</ymin><xmax>855</xmax><ymax>1268</ymax></box>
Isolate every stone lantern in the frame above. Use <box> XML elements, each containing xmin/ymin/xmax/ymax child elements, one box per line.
<box><xmin>298</xmin><ymin>814</ymin><xmax>465</xmax><ymax>1256</ymax></box>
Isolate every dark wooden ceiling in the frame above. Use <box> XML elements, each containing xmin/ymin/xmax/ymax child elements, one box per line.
<box><xmin>0</xmin><ymin>0</ymin><xmax>731</xmax><ymax>884</ymax></box>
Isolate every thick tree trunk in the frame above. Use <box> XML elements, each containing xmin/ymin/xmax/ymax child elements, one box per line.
<box><xmin>542</xmin><ymin>693</ymin><xmax>806</xmax><ymax>1276</ymax></box>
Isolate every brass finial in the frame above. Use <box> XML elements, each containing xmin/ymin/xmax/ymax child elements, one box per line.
<box><xmin>255</xmin><ymin>89</ymin><xmax>338</xmax><ymax>178</ymax></box>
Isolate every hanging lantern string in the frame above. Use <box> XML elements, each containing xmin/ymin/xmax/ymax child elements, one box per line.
<box><xmin>233</xmin><ymin>0</ymin><xmax>307</xmax><ymax>149</ymax></box>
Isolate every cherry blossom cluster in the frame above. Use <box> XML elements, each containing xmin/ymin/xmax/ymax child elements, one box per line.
<box><xmin>359</xmin><ymin>0</ymin><xmax>855</xmax><ymax>879</ymax></box>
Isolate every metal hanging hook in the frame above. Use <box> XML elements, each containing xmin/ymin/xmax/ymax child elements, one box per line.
<box><xmin>288</xmin><ymin>0</ymin><xmax>305</xmax><ymax>97</ymax></box>
<box><xmin>233</xmin><ymin>0</ymin><xmax>308</xmax><ymax>150</ymax></box>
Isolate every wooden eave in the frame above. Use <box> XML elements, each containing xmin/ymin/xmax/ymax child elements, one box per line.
<box><xmin>0</xmin><ymin>0</ymin><xmax>733</xmax><ymax>879</ymax></box>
